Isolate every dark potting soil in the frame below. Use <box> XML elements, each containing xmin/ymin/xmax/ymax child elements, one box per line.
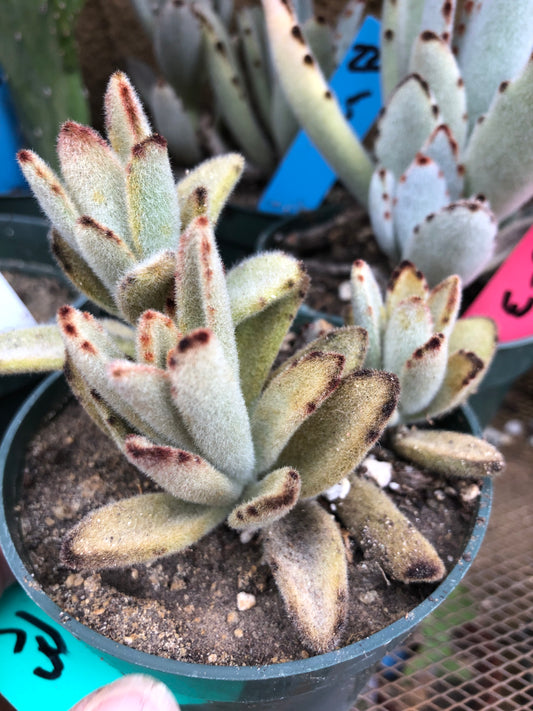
<box><xmin>15</xmin><ymin>397</ymin><xmax>481</xmax><ymax>667</ymax></box>
<box><xmin>2</xmin><ymin>270</ymin><xmax>76</xmax><ymax>324</ymax></box>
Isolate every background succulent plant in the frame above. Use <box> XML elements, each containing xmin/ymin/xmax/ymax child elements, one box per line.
<box><xmin>263</xmin><ymin>0</ymin><xmax>533</xmax><ymax>285</ymax></box>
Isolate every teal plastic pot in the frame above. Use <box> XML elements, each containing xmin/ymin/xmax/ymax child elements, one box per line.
<box><xmin>0</xmin><ymin>372</ymin><xmax>492</xmax><ymax>710</ymax></box>
<box><xmin>0</xmin><ymin>213</ymin><xmax>86</xmax><ymax>400</ymax></box>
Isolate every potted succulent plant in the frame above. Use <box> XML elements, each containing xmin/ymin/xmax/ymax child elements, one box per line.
<box><xmin>0</xmin><ymin>71</ymin><xmax>503</xmax><ymax>710</ymax></box>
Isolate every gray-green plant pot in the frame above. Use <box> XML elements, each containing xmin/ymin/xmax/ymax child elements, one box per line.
<box><xmin>0</xmin><ymin>371</ymin><xmax>493</xmax><ymax>710</ymax></box>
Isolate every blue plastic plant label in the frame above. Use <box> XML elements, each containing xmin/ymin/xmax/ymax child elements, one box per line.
<box><xmin>258</xmin><ymin>16</ymin><xmax>382</xmax><ymax>214</ymax></box>
<box><xmin>0</xmin><ymin>67</ymin><xmax>27</xmax><ymax>195</ymax></box>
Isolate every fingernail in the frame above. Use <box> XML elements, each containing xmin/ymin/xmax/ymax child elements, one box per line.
<box><xmin>69</xmin><ymin>674</ymin><xmax>180</xmax><ymax>711</ymax></box>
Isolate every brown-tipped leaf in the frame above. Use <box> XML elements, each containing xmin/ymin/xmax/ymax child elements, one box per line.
<box><xmin>136</xmin><ymin>310</ymin><xmax>180</xmax><ymax>367</ymax></box>
<box><xmin>116</xmin><ymin>250</ymin><xmax>176</xmax><ymax>325</ymax></box>
<box><xmin>104</xmin><ymin>71</ymin><xmax>152</xmax><ymax>163</ymax></box>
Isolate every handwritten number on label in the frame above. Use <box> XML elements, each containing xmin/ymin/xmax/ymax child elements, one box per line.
<box><xmin>344</xmin><ymin>91</ymin><xmax>372</xmax><ymax>120</ymax></box>
<box><xmin>348</xmin><ymin>44</ymin><xmax>380</xmax><ymax>72</ymax></box>
<box><xmin>501</xmin><ymin>249</ymin><xmax>533</xmax><ymax>318</ymax></box>
<box><xmin>0</xmin><ymin>628</ymin><xmax>27</xmax><ymax>653</ymax></box>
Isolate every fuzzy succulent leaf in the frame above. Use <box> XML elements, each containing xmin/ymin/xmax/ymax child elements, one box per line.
<box><xmin>458</xmin><ymin>0</ymin><xmax>533</xmax><ymax>131</ymax></box>
<box><xmin>391</xmin><ymin>427</ymin><xmax>505</xmax><ymax>479</ymax></box>
<box><xmin>368</xmin><ymin>167</ymin><xmax>397</xmax><ymax>260</ymax></box>
<box><xmin>302</xmin><ymin>16</ymin><xmax>336</xmax><ymax>78</ymax></box>
<box><xmin>398</xmin><ymin>332</ymin><xmax>447</xmax><ymax>414</ymax></box>
<box><xmin>261</xmin><ymin>0</ymin><xmax>373</xmax><ymax>207</ymax></box>
<box><xmin>262</xmin><ymin>501</ymin><xmax>348</xmax><ymax>653</ymax></box>
<box><xmin>464</xmin><ymin>56</ymin><xmax>533</xmax><ymax>222</ymax></box>
<box><xmin>277</xmin><ymin>370</ymin><xmax>400</xmax><ymax>498</ymax></box>
<box><xmin>375</xmin><ymin>74</ymin><xmax>440</xmax><ymax>179</ymax></box>
<box><xmin>393</xmin><ymin>155</ymin><xmax>450</xmax><ymax>253</ymax></box>
<box><xmin>227</xmin><ymin>467</ymin><xmax>301</xmax><ymax>530</ymax></box>
<box><xmin>350</xmin><ymin>260</ymin><xmax>384</xmax><ymax>369</ymax></box>
<box><xmin>237</xmin><ymin>8</ymin><xmax>272</xmax><ymax>130</ymax></box>
<box><xmin>419</xmin><ymin>0</ymin><xmax>456</xmax><ymax>41</ymax></box>
<box><xmin>149</xmin><ymin>82</ymin><xmax>202</xmax><ymax>167</ymax></box>
<box><xmin>124</xmin><ymin>435</ymin><xmax>242</xmax><ymax>506</ymax></box>
<box><xmin>393</xmin><ymin>0</ymin><xmax>426</xmax><ymax>81</ymax></box>
<box><xmin>176</xmin><ymin>154</ymin><xmax>245</xmax><ymax>228</ymax></box>
<box><xmin>136</xmin><ymin>310</ymin><xmax>180</xmax><ymax>368</ymax></box>
<box><xmin>380</xmin><ymin>0</ymin><xmax>401</xmax><ymax>100</ymax></box>
<box><xmin>409</xmin><ymin>31</ymin><xmax>467</xmax><ymax>149</ymax></box>
<box><xmin>333</xmin><ymin>0</ymin><xmax>365</xmax><ymax>68</ymax></box>
<box><xmin>338</xmin><ymin>474</ymin><xmax>446</xmax><ymax>584</ymax></box>
<box><xmin>383</xmin><ymin>297</ymin><xmax>433</xmax><ymax>375</ymax></box>
<box><xmin>403</xmin><ymin>199</ymin><xmax>497</xmax><ymax>286</ymax></box>
<box><xmin>0</xmin><ymin>325</ymin><xmax>64</xmax><ymax>374</ymax></box>
<box><xmin>427</xmin><ymin>275</ymin><xmax>461</xmax><ymax>338</ymax></box>
<box><xmin>385</xmin><ymin>261</ymin><xmax>430</xmax><ymax>315</ymax></box>
<box><xmin>167</xmin><ymin>329</ymin><xmax>254</xmax><ymax>483</ymax></box>
<box><xmin>61</xmin><ymin>493</ymin><xmax>228</xmax><ymax>570</ymax></box>
<box><xmin>422</xmin><ymin>125</ymin><xmax>464</xmax><ymax>201</ymax></box>
<box><xmin>116</xmin><ymin>250</ymin><xmax>176</xmax><ymax>325</ymax></box>
<box><xmin>126</xmin><ymin>135</ymin><xmax>181</xmax><ymax>259</ymax></box>
<box><xmin>251</xmin><ymin>351</ymin><xmax>344</xmax><ymax>473</ymax></box>
<box><xmin>104</xmin><ymin>71</ymin><xmax>152</xmax><ymax>163</ymax></box>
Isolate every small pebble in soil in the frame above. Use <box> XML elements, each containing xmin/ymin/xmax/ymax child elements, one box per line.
<box><xmin>324</xmin><ymin>478</ymin><xmax>351</xmax><ymax>501</ymax></box>
<box><xmin>460</xmin><ymin>483</ymin><xmax>481</xmax><ymax>503</ymax></box>
<box><xmin>483</xmin><ymin>426</ymin><xmax>513</xmax><ymax>447</ymax></box>
<box><xmin>363</xmin><ymin>458</ymin><xmax>393</xmax><ymax>488</ymax></box>
<box><xmin>504</xmin><ymin>419</ymin><xmax>524</xmax><ymax>437</ymax></box>
<box><xmin>337</xmin><ymin>280</ymin><xmax>352</xmax><ymax>302</ymax></box>
<box><xmin>237</xmin><ymin>592</ymin><xmax>257</xmax><ymax>611</ymax></box>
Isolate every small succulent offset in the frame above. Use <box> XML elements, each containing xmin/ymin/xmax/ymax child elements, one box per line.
<box><xmin>262</xmin><ymin>0</ymin><xmax>533</xmax><ymax>285</ymax></box>
<box><xmin>350</xmin><ymin>259</ymin><xmax>497</xmax><ymax>424</ymax></box>
<box><xmin>55</xmin><ymin>215</ymin><xmax>402</xmax><ymax>653</ymax></box>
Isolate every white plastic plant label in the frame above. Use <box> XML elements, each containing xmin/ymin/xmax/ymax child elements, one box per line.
<box><xmin>0</xmin><ymin>273</ymin><xmax>37</xmax><ymax>333</ymax></box>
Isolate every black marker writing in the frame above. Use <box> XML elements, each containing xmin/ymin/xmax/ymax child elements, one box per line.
<box><xmin>501</xmin><ymin>291</ymin><xmax>533</xmax><ymax>318</ymax></box>
<box><xmin>0</xmin><ymin>611</ymin><xmax>67</xmax><ymax>680</ymax></box>
<box><xmin>348</xmin><ymin>44</ymin><xmax>380</xmax><ymax>72</ymax></box>
<box><xmin>344</xmin><ymin>91</ymin><xmax>372</xmax><ymax>120</ymax></box>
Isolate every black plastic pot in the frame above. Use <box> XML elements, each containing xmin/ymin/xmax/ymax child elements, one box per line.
<box><xmin>216</xmin><ymin>204</ymin><xmax>287</xmax><ymax>268</ymax></box>
<box><xmin>0</xmin><ymin>371</ymin><xmax>492</xmax><ymax>710</ymax></box>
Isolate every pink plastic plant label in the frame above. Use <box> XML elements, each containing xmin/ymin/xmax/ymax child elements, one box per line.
<box><xmin>464</xmin><ymin>225</ymin><xmax>533</xmax><ymax>343</ymax></box>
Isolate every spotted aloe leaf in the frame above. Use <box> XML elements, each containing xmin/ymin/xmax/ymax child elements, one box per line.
<box><xmin>61</xmin><ymin>493</ymin><xmax>228</xmax><ymax>570</ymax></box>
<box><xmin>104</xmin><ymin>70</ymin><xmax>152</xmax><ymax>163</ymax></box>
<box><xmin>337</xmin><ymin>474</ymin><xmax>446</xmax><ymax>584</ymax></box>
<box><xmin>263</xmin><ymin>501</ymin><xmax>348</xmax><ymax>653</ymax></box>
<box><xmin>391</xmin><ymin>427</ymin><xmax>505</xmax><ymax>479</ymax></box>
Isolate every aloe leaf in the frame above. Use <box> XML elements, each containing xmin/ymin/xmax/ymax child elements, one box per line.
<box><xmin>74</xmin><ymin>216</ymin><xmax>136</xmax><ymax>292</ymax></box>
<box><xmin>176</xmin><ymin>154</ymin><xmax>245</xmax><ymax>228</ymax></box>
<box><xmin>262</xmin><ymin>0</ymin><xmax>373</xmax><ymax>207</ymax></box>
<box><xmin>252</xmin><ymin>351</ymin><xmax>344</xmax><ymax>473</ymax></box>
<box><xmin>167</xmin><ymin>329</ymin><xmax>255</xmax><ymax>483</ymax></box>
<box><xmin>383</xmin><ymin>297</ymin><xmax>433</xmax><ymax>375</ymax></box>
<box><xmin>427</xmin><ymin>275</ymin><xmax>461</xmax><ymax>338</ymax></box>
<box><xmin>107</xmin><ymin>360</ymin><xmax>196</xmax><ymax>450</ymax></box>
<box><xmin>263</xmin><ymin>501</ymin><xmax>348</xmax><ymax>653</ymax></box>
<box><xmin>116</xmin><ymin>249</ymin><xmax>176</xmax><ymax>325</ymax></box>
<box><xmin>403</xmin><ymin>199</ymin><xmax>497</xmax><ymax>286</ymax></box>
<box><xmin>458</xmin><ymin>0</ymin><xmax>533</xmax><ymax>130</ymax></box>
<box><xmin>227</xmin><ymin>467</ymin><xmax>301</xmax><ymax>530</ymax></box>
<box><xmin>17</xmin><ymin>150</ymin><xmax>79</xmax><ymax>250</ymax></box>
<box><xmin>399</xmin><ymin>332</ymin><xmax>448</xmax><ymax>416</ymax></box>
<box><xmin>391</xmin><ymin>427</ymin><xmax>505</xmax><ymax>479</ymax></box>
<box><xmin>61</xmin><ymin>493</ymin><xmax>228</xmax><ymax>570</ymax></box>
<box><xmin>375</xmin><ymin>74</ymin><xmax>440</xmax><ymax>179</ymax></box>
<box><xmin>385</xmin><ymin>260</ymin><xmax>430</xmax><ymax>315</ymax></box>
<box><xmin>126</xmin><ymin>135</ymin><xmax>181</xmax><ymax>258</ymax></box>
<box><xmin>149</xmin><ymin>82</ymin><xmax>202</xmax><ymax>166</ymax></box>
<box><xmin>350</xmin><ymin>260</ymin><xmax>384</xmax><ymax>369</ymax></box>
<box><xmin>419</xmin><ymin>0</ymin><xmax>456</xmax><ymax>42</ymax></box>
<box><xmin>0</xmin><ymin>324</ymin><xmax>64</xmax><ymax>374</ymax></box>
<box><xmin>175</xmin><ymin>215</ymin><xmax>238</xmax><ymax>377</ymax></box>
<box><xmin>57</xmin><ymin>122</ymin><xmax>130</xmax><ymax>245</ymax></box>
<box><xmin>464</xmin><ymin>57</ymin><xmax>533</xmax><ymax>222</ymax></box>
<box><xmin>368</xmin><ymin>167</ymin><xmax>398</xmax><ymax>260</ymax></box>
<box><xmin>278</xmin><ymin>370</ymin><xmax>400</xmax><ymax>498</ymax></box>
<box><xmin>394</xmin><ymin>155</ymin><xmax>449</xmax><ymax>252</ymax></box>
<box><xmin>124</xmin><ymin>435</ymin><xmax>241</xmax><ymax>505</ymax></box>
<box><xmin>338</xmin><ymin>474</ymin><xmax>446</xmax><ymax>583</ymax></box>
<box><xmin>422</xmin><ymin>125</ymin><xmax>464</xmax><ymax>200</ymax></box>
<box><xmin>49</xmin><ymin>230</ymin><xmax>119</xmax><ymax>316</ymax></box>
<box><xmin>136</xmin><ymin>309</ymin><xmax>180</xmax><ymax>368</ymax></box>
<box><xmin>104</xmin><ymin>71</ymin><xmax>152</xmax><ymax>163</ymax></box>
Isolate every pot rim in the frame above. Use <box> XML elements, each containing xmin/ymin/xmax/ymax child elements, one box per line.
<box><xmin>0</xmin><ymin>371</ymin><xmax>493</xmax><ymax>682</ymax></box>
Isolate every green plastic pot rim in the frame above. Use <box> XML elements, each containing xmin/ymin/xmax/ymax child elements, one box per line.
<box><xmin>0</xmin><ymin>370</ymin><xmax>492</xmax><ymax>683</ymax></box>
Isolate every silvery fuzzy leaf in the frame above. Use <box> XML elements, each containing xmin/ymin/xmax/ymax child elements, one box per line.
<box><xmin>383</xmin><ymin>296</ymin><xmax>433</xmax><ymax>375</ymax></box>
<box><xmin>302</xmin><ymin>16</ymin><xmax>336</xmax><ymax>78</ymax></box>
<box><xmin>393</xmin><ymin>0</ymin><xmax>426</xmax><ymax>82</ymax></box>
<box><xmin>149</xmin><ymin>82</ymin><xmax>202</xmax><ymax>167</ymax></box>
<box><xmin>167</xmin><ymin>329</ymin><xmax>255</xmax><ymax>484</ymax></box>
<box><xmin>385</xmin><ymin>260</ymin><xmax>429</xmax><ymax>317</ymax></box>
<box><xmin>262</xmin><ymin>0</ymin><xmax>373</xmax><ymax>206</ymax></box>
<box><xmin>464</xmin><ymin>57</ymin><xmax>533</xmax><ymax>222</ymax></box>
<box><xmin>227</xmin><ymin>467</ymin><xmax>301</xmax><ymax>530</ymax></box>
<box><xmin>263</xmin><ymin>501</ymin><xmax>348</xmax><ymax>653</ymax></box>
<box><xmin>237</xmin><ymin>8</ymin><xmax>272</xmax><ymax>131</ymax></box>
<box><xmin>380</xmin><ymin>0</ymin><xmax>401</xmax><ymax>100</ymax></box>
<box><xmin>124</xmin><ymin>435</ymin><xmax>242</xmax><ymax>505</ymax></box>
<box><xmin>422</xmin><ymin>125</ymin><xmax>464</xmax><ymax>201</ymax></box>
<box><xmin>251</xmin><ymin>351</ymin><xmax>344</xmax><ymax>473</ymax></box>
<box><xmin>458</xmin><ymin>0</ymin><xmax>533</xmax><ymax>130</ymax></box>
<box><xmin>293</xmin><ymin>0</ymin><xmax>313</xmax><ymax>24</ymax></box>
<box><xmin>215</xmin><ymin>0</ymin><xmax>234</xmax><ymax>27</ymax></box>
<box><xmin>403</xmin><ymin>200</ymin><xmax>497</xmax><ymax>286</ymax></box>
<box><xmin>61</xmin><ymin>493</ymin><xmax>228</xmax><ymax>570</ymax></box>
<box><xmin>368</xmin><ymin>167</ymin><xmax>398</xmax><ymax>260</ymax></box>
<box><xmin>57</xmin><ymin>122</ymin><xmax>131</xmax><ymax>248</ymax></box>
<box><xmin>277</xmin><ymin>370</ymin><xmax>400</xmax><ymax>498</ymax></box>
<box><xmin>338</xmin><ymin>474</ymin><xmax>445</xmax><ymax>583</ymax></box>
<box><xmin>73</xmin><ymin>216</ymin><xmax>136</xmax><ymax>293</ymax></box>
<box><xmin>175</xmin><ymin>215</ymin><xmax>238</xmax><ymax>377</ymax></box>
<box><xmin>116</xmin><ymin>249</ymin><xmax>176</xmax><ymax>325</ymax></box>
<box><xmin>419</xmin><ymin>0</ymin><xmax>456</xmax><ymax>42</ymax></box>
<box><xmin>427</xmin><ymin>274</ymin><xmax>462</xmax><ymax>338</ymax></box>
<box><xmin>451</xmin><ymin>0</ymin><xmax>475</xmax><ymax>56</ymax></box>
<box><xmin>448</xmin><ymin>316</ymin><xmax>498</xmax><ymax>367</ymax></box>
<box><xmin>176</xmin><ymin>154</ymin><xmax>245</xmax><ymax>229</ymax></box>
<box><xmin>350</xmin><ymin>260</ymin><xmax>384</xmax><ymax>369</ymax></box>
<box><xmin>393</xmin><ymin>154</ymin><xmax>450</xmax><ymax>253</ymax></box>
<box><xmin>333</xmin><ymin>0</ymin><xmax>365</xmax><ymax>69</ymax></box>
<box><xmin>270</xmin><ymin>79</ymin><xmax>298</xmax><ymax>156</ymax></box>
<box><xmin>17</xmin><ymin>150</ymin><xmax>79</xmax><ymax>251</ymax></box>
<box><xmin>104</xmin><ymin>71</ymin><xmax>152</xmax><ymax>164</ymax></box>
<box><xmin>409</xmin><ymin>31</ymin><xmax>467</xmax><ymax>149</ymax></box>
<box><xmin>0</xmin><ymin>324</ymin><xmax>64</xmax><ymax>374</ymax></box>
<box><xmin>398</xmin><ymin>332</ymin><xmax>448</xmax><ymax>416</ymax></box>
<box><xmin>136</xmin><ymin>310</ymin><xmax>180</xmax><ymax>368</ymax></box>
<box><xmin>375</xmin><ymin>74</ymin><xmax>440</xmax><ymax>179</ymax></box>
